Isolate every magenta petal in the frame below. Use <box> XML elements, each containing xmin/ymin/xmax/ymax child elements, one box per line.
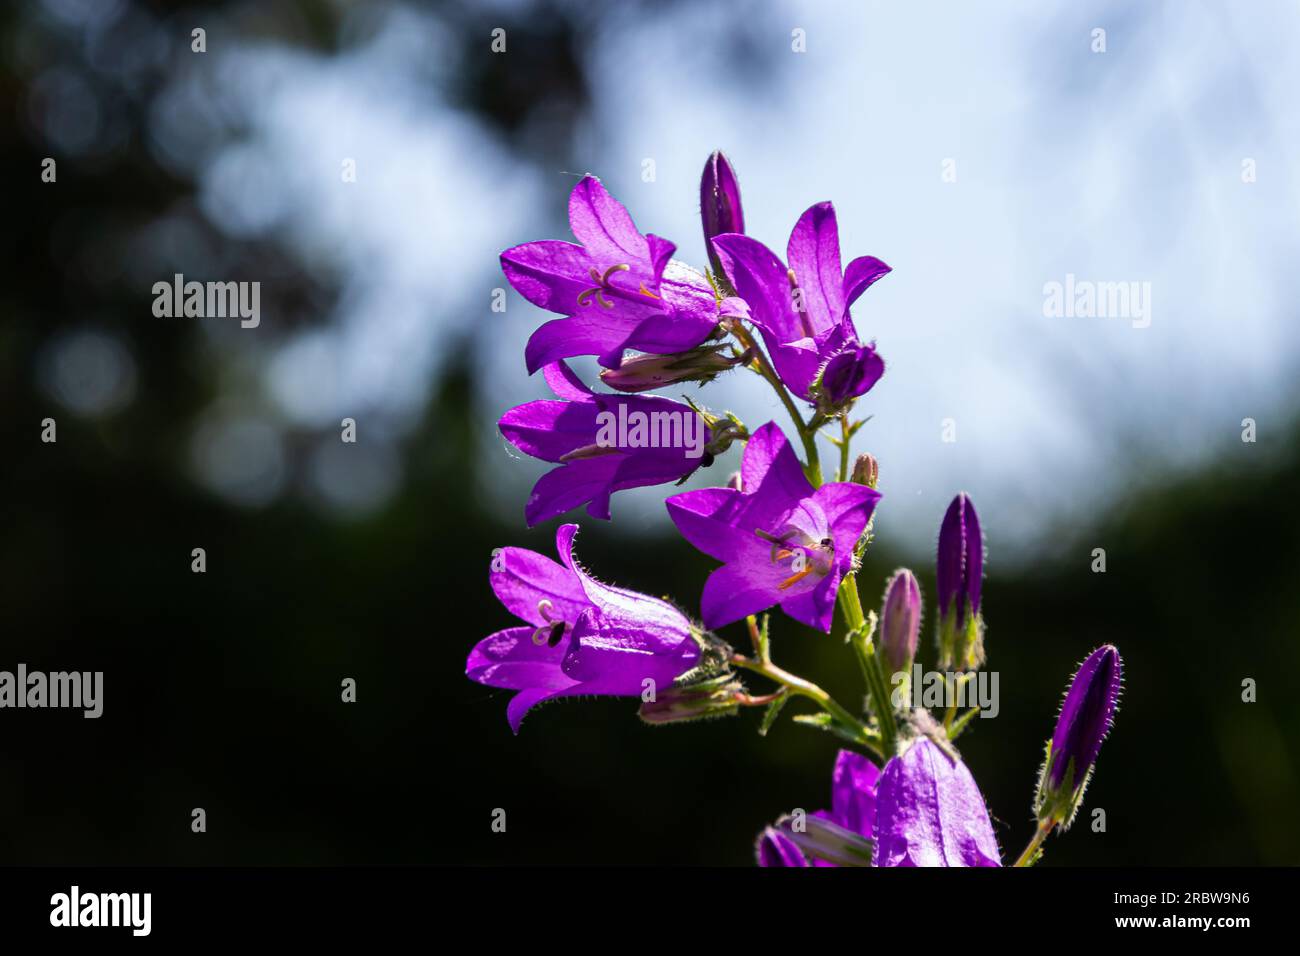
<box><xmin>776</xmin><ymin>568</ymin><xmax>841</xmax><ymax>633</ymax></box>
<box><xmin>505</xmin><ymin>686</ymin><xmax>569</xmax><ymax>734</ymax></box>
<box><xmin>700</xmin><ymin>556</ymin><xmax>782</xmax><ymax>629</ymax></box>
<box><xmin>711</xmin><ymin>232</ymin><xmax>801</xmax><ymax>342</ymax></box>
<box><xmin>645</xmin><ymin>234</ymin><xmax>676</xmax><ymax>281</ymax></box>
<box><xmin>524</xmin><ymin>457</ymin><xmax>623</xmax><ymax>527</ymax></box>
<box><xmin>811</xmin><ymin>482</ymin><xmax>882</xmax><ymax>569</ymax></box>
<box><xmin>466</xmin><ymin>626</ymin><xmax>574</xmax><ymax>691</ymax></box>
<box><xmin>525</xmin><ymin>313</ymin><xmax>643</xmax><ymax>374</ymax></box>
<box><xmin>829</xmin><ymin>749</ymin><xmax>881</xmax><ymax>836</ymax></box>
<box><xmin>542</xmin><ymin>360</ymin><xmax>595</xmax><ymax>400</ymax></box>
<box><xmin>843</xmin><ymin>255</ymin><xmax>891</xmax><ymax>310</ymax></box>
<box><xmin>786</xmin><ymin>202</ymin><xmax>845</xmax><ymax>332</ymax></box>
<box><xmin>561</xmin><ymin>607</ymin><xmax>698</xmax><ymax>692</ymax></box>
<box><xmin>757</xmin><ymin>827</ymin><xmax>808</xmax><ymax>867</ymax></box>
<box><xmin>567</xmin><ymin>175</ymin><xmax>651</xmax><ymax>269</ymax></box>
<box><xmin>487</xmin><ymin>540</ymin><xmax>588</xmax><ymax>627</ymax></box>
<box><xmin>622</xmin><ymin>310</ymin><xmax>717</xmax><ymax>356</ymax></box>
<box><xmin>556</xmin><ymin>526</ymin><xmax>695</xmax><ymax>648</ymax></box>
<box><xmin>665</xmin><ymin>487</ymin><xmax>752</xmax><ymax>562</ymax></box>
<box><xmin>499</xmin><ymin>399</ymin><xmax>601</xmax><ymax>462</ymax></box>
<box><xmin>742</xmin><ymin>421</ymin><xmax>815</xmax><ymax>505</ymax></box>
<box><xmin>872</xmin><ymin>739</ymin><xmax>1002</xmax><ymax>867</ymax></box>
<box><xmin>500</xmin><ymin>240</ymin><xmax>594</xmax><ymax>313</ymax></box>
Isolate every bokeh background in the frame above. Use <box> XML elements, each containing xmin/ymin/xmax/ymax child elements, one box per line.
<box><xmin>2</xmin><ymin>0</ymin><xmax>1299</xmax><ymax>865</ymax></box>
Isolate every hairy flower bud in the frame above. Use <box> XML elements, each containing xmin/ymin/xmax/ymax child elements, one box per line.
<box><xmin>756</xmin><ymin>826</ymin><xmax>808</xmax><ymax>867</ymax></box>
<box><xmin>701</xmin><ymin>150</ymin><xmax>745</xmax><ymax>281</ymax></box>
<box><xmin>936</xmin><ymin>493</ymin><xmax>984</xmax><ymax>671</ymax></box>
<box><xmin>815</xmin><ymin>344</ymin><xmax>885</xmax><ymax>414</ymax></box>
<box><xmin>639</xmin><ymin>674</ymin><xmax>742</xmax><ymax>725</ymax></box>
<box><xmin>851</xmin><ymin>452</ymin><xmax>879</xmax><ymax>489</ymax></box>
<box><xmin>777</xmin><ymin>813</ymin><xmax>875</xmax><ymax>867</ymax></box>
<box><xmin>599</xmin><ymin>344</ymin><xmax>745</xmax><ymax>394</ymax></box>
<box><xmin>1035</xmin><ymin>645</ymin><xmax>1123</xmax><ymax>829</ymax></box>
<box><xmin>880</xmin><ymin>569</ymin><xmax>921</xmax><ymax>680</ymax></box>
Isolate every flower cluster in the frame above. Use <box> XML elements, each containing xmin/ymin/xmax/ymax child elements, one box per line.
<box><xmin>468</xmin><ymin>153</ymin><xmax>1123</xmax><ymax>867</ymax></box>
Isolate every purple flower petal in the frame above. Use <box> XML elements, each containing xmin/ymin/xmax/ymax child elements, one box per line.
<box><xmin>524</xmin><ymin>457</ymin><xmax>623</xmax><ymax>526</ymax></box>
<box><xmin>525</xmin><ymin>312</ymin><xmax>645</xmax><ymax>374</ymax></box>
<box><xmin>568</xmin><ymin>175</ymin><xmax>653</xmax><ymax>270</ymax></box>
<box><xmin>786</xmin><ymin>201</ymin><xmax>846</xmax><ymax>332</ymax></box>
<box><xmin>498</xmin><ymin>399</ymin><xmax>602</xmax><ymax>462</ymax></box>
<box><xmin>756</xmin><ymin>827</ymin><xmax>807</xmax><ymax>867</ymax></box>
<box><xmin>487</xmin><ymin>537</ymin><xmax>589</xmax><ymax>628</ymax></box>
<box><xmin>711</xmin><ymin>232</ymin><xmax>801</xmax><ymax>343</ymax></box>
<box><xmin>669</xmin><ymin>422</ymin><xmax>877</xmax><ymax>635</ymax></box>
<box><xmin>499</xmin><ymin>239</ymin><xmax>595</xmax><ymax>313</ymax></box>
<box><xmin>741</xmin><ymin>421</ymin><xmax>815</xmax><ymax>513</ymax></box>
<box><xmin>873</xmin><ymin>739</ymin><xmax>1001</xmax><ymax>867</ymax></box>
<box><xmin>830</xmin><ymin>749</ymin><xmax>881</xmax><ymax>836</ymax></box>
<box><xmin>842</xmin><ymin>255</ymin><xmax>891</xmax><ymax>311</ymax></box>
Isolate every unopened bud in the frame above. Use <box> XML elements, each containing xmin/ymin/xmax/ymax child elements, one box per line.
<box><xmin>851</xmin><ymin>453</ymin><xmax>879</xmax><ymax>489</ymax></box>
<box><xmin>814</xmin><ymin>344</ymin><xmax>885</xmax><ymax>415</ymax></box>
<box><xmin>600</xmin><ymin>344</ymin><xmax>745</xmax><ymax>394</ymax></box>
<box><xmin>1035</xmin><ymin>645</ymin><xmax>1122</xmax><ymax>830</ymax></box>
<box><xmin>880</xmin><ymin>569</ymin><xmax>921</xmax><ymax>679</ymax></box>
<box><xmin>638</xmin><ymin>674</ymin><xmax>742</xmax><ymax>725</ymax></box>
<box><xmin>936</xmin><ymin>492</ymin><xmax>985</xmax><ymax>671</ymax></box>
<box><xmin>776</xmin><ymin>813</ymin><xmax>874</xmax><ymax>867</ymax></box>
<box><xmin>700</xmin><ymin>150</ymin><xmax>745</xmax><ymax>281</ymax></box>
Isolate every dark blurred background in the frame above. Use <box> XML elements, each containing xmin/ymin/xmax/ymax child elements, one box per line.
<box><xmin>2</xmin><ymin>0</ymin><xmax>1298</xmax><ymax>865</ymax></box>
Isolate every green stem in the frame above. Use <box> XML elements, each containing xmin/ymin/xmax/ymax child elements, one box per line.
<box><xmin>839</xmin><ymin>415</ymin><xmax>851</xmax><ymax>483</ymax></box>
<box><xmin>729</xmin><ymin>321</ymin><xmax>821</xmax><ymax>485</ymax></box>
<box><xmin>840</xmin><ymin>576</ymin><xmax>897</xmax><ymax>757</ymax></box>
<box><xmin>730</xmin><ymin>654</ymin><xmax>881</xmax><ymax>759</ymax></box>
<box><xmin>947</xmin><ymin>705</ymin><xmax>981</xmax><ymax>741</ymax></box>
<box><xmin>1012</xmin><ymin>820</ymin><xmax>1056</xmax><ymax>867</ymax></box>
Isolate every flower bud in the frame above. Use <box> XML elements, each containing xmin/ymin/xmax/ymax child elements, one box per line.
<box><xmin>599</xmin><ymin>344</ymin><xmax>744</xmax><ymax>394</ymax></box>
<box><xmin>638</xmin><ymin>674</ymin><xmax>742</xmax><ymax>725</ymax></box>
<box><xmin>815</xmin><ymin>344</ymin><xmax>885</xmax><ymax>414</ymax></box>
<box><xmin>700</xmin><ymin>150</ymin><xmax>745</xmax><ymax>280</ymax></box>
<box><xmin>776</xmin><ymin>813</ymin><xmax>874</xmax><ymax>867</ymax></box>
<box><xmin>755</xmin><ymin>826</ymin><xmax>808</xmax><ymax>867</ymax></box>
<box><xmin>851</xmin><ymin>452</ymin><xmax>879</xmax><ymax>489</ymax></box>
<box><xmin>936</xmin><ymin>492</ymin><xmax>984</xmax><ymax>671</ymax></box>
<box><xmin>880</xmin><ymin>569</ymin><xmax>921</xmax><ymax>679</ymax></box>
<box><xmin>1035</xmin><ymin>645</ymin><xmax>1122</xmax><ymax>829</ymax></box>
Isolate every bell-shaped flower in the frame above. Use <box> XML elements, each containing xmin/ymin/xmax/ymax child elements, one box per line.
<box><xmin>501</xmin><ymin>176</ymin><xmax>720</xmax><ymax>373</ymax></box>
<box><xmin>499</xmin><ymin>361</ymin><xmax>738</xmax><ymax>527</ymax></box>
<box><xmin>666</xmin><ymin>422</ymin><xmax>880</xmax><ymax>633</ymax></box>
<box><xmin>466</xmin><ymin>524</ymin><xmax>702</xmax><ymax>733</ymax></box>
<box><xmin>711</xmin><ymin>202</ymin><xmax>889</xmax><ymax>410</ymax></box>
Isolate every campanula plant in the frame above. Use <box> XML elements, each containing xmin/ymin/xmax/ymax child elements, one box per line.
<box><xmin>470</xmin><ymin>152</ymin><xmax>1122</xmax><ymax>867</ymax></box>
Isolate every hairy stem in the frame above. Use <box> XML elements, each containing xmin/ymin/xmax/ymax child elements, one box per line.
<box><xmin>1012</xmin><ymin>819</ymin><xmax>1056</xmax><ymax>867</ymax></box>
<box><xmin>839</xmin><ymin>576</ymin><xmax>897</xmax><ymax>756</ymax></box>
<box><xmin>730</xmin><ymin>653</ymin><xmax>882</xmax><ymax>759</ymax></box>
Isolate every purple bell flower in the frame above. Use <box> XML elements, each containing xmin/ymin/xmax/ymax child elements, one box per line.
<box><xmin>710</xmin><ymin>202</ymin><xmax>889</xmax><ymax>409</ymax></box>
<box><xmin>466</xmin><ymin>524</ymin><xmax>702</xmax><ymax>733</ymax></box>
<box><xmin>501</xmin><ymin>176</ymin><xmax>720</xmax><ymax>373</ymax></box>
<box><xmin>758</xmin><ymin>742</ymin><xmax>1001</xmax><ymax>867</ymax></box>
<box><xmin>666</xmin><ymin>421</ymin><xmax>880</xmax><ymax>633</ymax></box>
<box><xmin>499</xmin><ymin>360</ymin><xmax>736</xmax><ymax>527</ymax></box>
